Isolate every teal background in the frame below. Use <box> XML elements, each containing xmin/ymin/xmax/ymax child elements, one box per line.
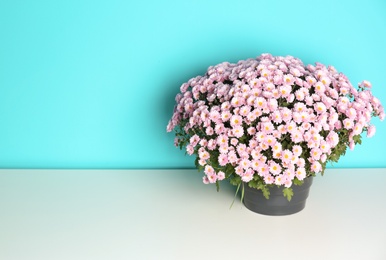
<box><xmin>0</xmin><ymin>0</ymin><xmax>385</xmax><ymax>169</ymax></box>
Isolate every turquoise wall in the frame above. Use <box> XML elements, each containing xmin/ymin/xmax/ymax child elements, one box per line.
<box><xmin>0</xmin><ymin>0</ymin><xmax>385</xmax><ymax>168</ymax></box>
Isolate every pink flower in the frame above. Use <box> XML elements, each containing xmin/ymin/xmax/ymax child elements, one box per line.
<box><xmin>199</xmin><ymin>150</ymin><xmax>210</xmax><ymax>160</ymax></box>
<box><xmin>294</xmin><ymin>103</ymin><xmax>307</xmax><ymax>113</ymax></box>
<box><xmin>284</xmin><ymin>178</ymin><xmax>293</xmax><ymax>188</ymax></box>
<box><xmin>292</xmin><ymin>145</ymin><xmax>302</xmax><ymax>157</ymax></box>
<box><xmin>264</xmin><ymin>175</ymin><xmax>274</xmax><ymax>184</ymax></box>
<box><xmin>206</xmin><ymin>127</ymin><xmax>214</xmax><ymax>135</ymax></box>
<box><xmin>275</xmin><ymin>175</ymin><xmax>285</xmax><ymax>185</ymax></box>
<box><xmin>295</xmin><ymin>89</ymin><xmax>305</xmax><ymax>101</ymax></box>
<box><xmin>311</xmin><ymin>161</ymin><xmax>322</xmax><ymax>173</ymax></box>
<box><xmin>269</xmin><ymin>161</ymin><xmax>282</xmax><ymax>175</ymax></box>
<box><xmin>305</xmin><ymin>96</ymin><xmax>314</xmax><ymax>106</ymax></box>
<box><xmin>349</xmin><ymin>141</ymin><xmax>355</xmax><ymax>150</ymax></box>
<box><xmin>232</xmin><ymin>126</ymin><xmax>244</xmax><ymax>138</ymax></box>
<box><xmin>186</xmin><ymin>144</ymin><xmax>194</xmax><ymax>155</ymax></box>
<box><xmin>249</xmin><ymin>139</ymin><xmax>258</xmax><ymax>149</ymax></box>
<box><xmin>291</xmin><ymin>130</ymin><xmax>303</xmax><ymax>143</ymax></box>
<box><xmin>240</xmin><ymin>105</ymin><xmax>251</xmax><ymax>116</ymax></box>
<box><xmin>227</xmin><ymin>150</ymin><xmax>238</xmax><ymax>163</ymax></box>
<box><xmin>221</xmin><ymin>110</ymin><xmax>231</xmax><ymax>122</ymax></box>
<box><xmin>283</xmin><ymin>74</ymin><xmax>295</xmax><ymax>85</ymax></box>
<box><xmin>286</xmin><ymin>121</ymin><xmax>297</xmax><ymax>133</ymax></box>
<box><xmin>343</xmin><ymin>118</ymin><xmax>354</xmax><ymax>130</ymax></box>
<box><xmin>199</xmin><ymin>138</ymin><xmax>208</xmax><ymax>147</ymax></box>
<box><xmin>207</xmin><ymin>172</ymin><xmax>217</xmax><ymax>183</ymax></box>
<box><xmin>314</xmin><ymin>81</ymin><xmax>326</xmax><ymax>93</ymax></box>
<box><xmin>284</xmin><ymin>168</ymin><xmax>295</xmax><ymax>180</ymax></box>
<box><xmin>219</xmin><ymin>145</ymin><xmax>228</xmax><ymax>154</ymax></box>
<box><xmin>306</xmin><ymin>76</ymin><xmax>316</xmax><ymax>86</ymax></box>
<box><xmin>217</xmin><ymin>171</ymin><xmax>225</xmax><ymax>181</ymax></box>
<box><xmin>295</xmin><ymin>167</ymin><xmax>306</xmax><ymax>180</ymax></box>
<box><xmin>281</xmin><ymin>149</ymin><xmax>293</xmax><ymax>163</ymax></box>
<box><xmin>264</xmin><ymin>135</ymin><xmax>277</xmax><ymax>147</ymax></box>
<box><xmin>272</xmin><ymin>142</ymin><xmax>282</xmax><ymax>153</ymax></box>
<box><xmin>346</xmin><ymin>107</ymin><xmax>357</xmax><ymax>120</ymax></box>
<box><xmin>241</xmin><ymin>168</ymin><xmax>254</xmax><ymax>182</ymax></box>
<box><xmin>352</xmin><ymin>123</ymin><xmax>363</xmax><ymax>136</ymax></box>
<box><xmin>315</xmin><ymin>102</ymin><xmax>326</xmax><ymax>114</ymax></box>
<box><xmin>240</xmin><ymin>158</ymin><xmax>251</xmax><ymax>169</ymax></box>
<box><xmin>190</xmin><ymin>134</ymin><xmax>200</xmax><ymax>147</ymax></box>
<box><xmin>236</xmin><ymin>143</ymin><xmax>247</xmax><ymax>155</ymax></box>
<box><xmin>297</xmin><ymin>158</ymin><xmax>305</xmax><ymax>168</ymax></box>
<box><xmin>360</xmin><ymin>80</ymin><xmax>372</xmax><ymax>89</ymax></box>
<box><xmin>231</xmin><ymin>96</ymin><xmax>245</xmax><ymax>107</ymax></box>
<box><xmin>251</xmin><ymin>159</ymin><xmax>262</xmax><ymax>171</ymax></box>
<box><xmin>230</xmin><ymin>138</ymin><xmax>239</xmax><ymax>146</ymax></box>
<box><xmin>280</xmin><ymin>107</ymin><xmax>292</xmax><ymax>122</ymax></box>
<box><xmin>252</xmin><ymin>108</ymin><xmax>263</xmax><ymax>118</ymax></box>
<box><xmin>207</xmin><ymin>139</ymin><xmax>217</xmax><ymax>150</ymax></box>
<box><xmin>261</xmin><ymin>122</ymin><xmax>274</xmax><ymax>134</ymax></box>
<box><xmin>327</xmin><ymin>131</ymin><xmax>339</xmax><ymax>147</ymax></box>
<box><xmin>215</xmin><ymin>124</ymin><xmax>225</xmax><ymax>135</ymax></box>
<box><xmin>235</xmin><ymin>166</ymin><xmax>244</xmax><ymax>176</ymax></box>
<box><xmin>367</xmin><ymin>125</ymin><xmax>376</xmax><ymax>137</ymax></box>
<box><xmin>218</xmin><ymin>154</ymin><xmax>229</xmax><ymax>166</ymax></box>
<box><xmin>230</xmin><ymin>115</ymin><xmax>243</xmax><ymax>127</ymax></box>
<box><xmin>217</xmin><ymin>135</ymin><xmax>229</xmax><ymax>146</ymax></box>
<box><xmin>287</xmin><ymin>94</ymin><xmax>295</xmax><ymax>103</ymax></box>
<box><xmin>209</xmin><ymin>110</ymin><xmax>221</xmax><ymax>123</ymax></box>
<box><xmin>320</xmin><ymin>141</ymin><xmax>331</xmax><ymax>153</ymax></box>
<box><xmin>204</xmin><ymin>165</ymin><xmax>215</xmax><ymax>175</ymax></box>
<box><xmin>292</xmin><ymin>112</ymin><xmax>302</xmax><ymax>124</ymax></box>
<box><xmin>311</xmin><ymin>148</ymin><xmax>322</xmax><ymax>161</ymax></box>
<box><xmin>279</xmin><ymin>85</ymin><xmax>291</xmax><ymax>97</ymax></box>
<box><xmin>221</xmin><ymin>101</ymin><xmax>231</xmax><ymax>111</ymax></box>
<box><xmin>320</xmin><ymin>76</ymin><xmax>331</xmax><ymax>86</ymax></box>
<box><xmin>258</xmin><ymin>164</ymin><xmax>269</xmax><ymax>177</ymax></box>
<box><xmin>247</xmin><ymin>127</ymin><xmax>256</xmax><ymax>135</ymax></box>
<box><xmin>255</xmin><ymin>97</ymin><xmax>267</xmax><ymax>110</ymax></box>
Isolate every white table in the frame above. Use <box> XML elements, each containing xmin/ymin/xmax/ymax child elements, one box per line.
<box><xmin>0</xmin><ymin>169</ymin><xmax>385</xmax><ymax>260</ymax></box>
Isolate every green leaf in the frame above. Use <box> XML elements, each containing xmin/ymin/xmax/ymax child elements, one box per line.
<box><xmin>257</xmin><ymin>182</ymin><xmax>270</xmax><ymax>199</ymax></box>
<box><xmin>283</xmin><ymin>187</ymin><xmax>294</xmax><ymax>202</ymax></box>
<box><xmin>241</xmin><ymin>183</ymin><xmax>245</xmax><ymax>203</ymax></box>
<box><xmin>353</xmin><ymin>134</ymin><xmax>362</xmax><ymax>145</ymax></box>
<box><xmin>229</xmin><ymin>176</ymin><xmax>241</xmax><ymax>186</ymax></box>
<box><xmin>293</xmin><ymin>178</ymin><xmax>304</xmax><ymax>186</ymax></box>
<box><xmin>261</xmin><ymin>187</ymin><xmax>270</xmax><ymax>200</ymax></box>
<box><xmin>248</xmin><ymin>180</ymin><xmax>258</xmax><ymax>189</ymax></box>
<box><xmin>230</xmin><ymin>183</ymin><xmax>241</xmax><ymax>209</ymax></box>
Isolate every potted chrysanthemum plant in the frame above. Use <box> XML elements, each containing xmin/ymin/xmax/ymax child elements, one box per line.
<box><xmin>167</xmin><ymin>53</ymin><xmax>384</xmax><ymax>215</ymax></box>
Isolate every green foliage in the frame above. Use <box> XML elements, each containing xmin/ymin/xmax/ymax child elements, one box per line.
<box><xmin>259</xmin><ymin>184</ymin><xmax>271</xmax><ymax>200</ymax></box>
<box><xmin>229</xmin><ymin>175</ymin><xmax>241</xmax><ymax>186</ymax></box>
<box><xmin>293</xmin><ymin>178</ymin><xmax>304</xmax><ymax>186</ymax></box>
<box><xmin>353</xmin><ymin>134</ymin><xmax>362</xmax><ymax>145</ymax></box>
<box><xmin>229</xmin><ymin>183</ymin><xmax>241</xmax><ymax>209</ymax></box>
<box><xmin>283</xmin><ymin>187</ymin><xmax>294</xmax><ymax>201</ymax></box>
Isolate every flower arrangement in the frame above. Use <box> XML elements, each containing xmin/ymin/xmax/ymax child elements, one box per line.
<box><xmin>167</xmin><ymin>53</ymin><xmax>384</xmax><ymax>201</ymax></box>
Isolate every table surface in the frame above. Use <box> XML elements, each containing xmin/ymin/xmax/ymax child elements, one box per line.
<box><xmin>0</xmin><ymin>168</ymin><xmax>385</xmax><ymax>260</ymax></box>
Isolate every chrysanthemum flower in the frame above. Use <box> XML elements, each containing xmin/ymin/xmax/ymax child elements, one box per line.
<box><xmin>168</xmin><ymin>53</ymin><xmax>384</xmax><ymax>193</ymax></box>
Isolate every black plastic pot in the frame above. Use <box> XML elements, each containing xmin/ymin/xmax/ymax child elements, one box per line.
<box><xmin>243</xmin><ymin>177</ymin><xmax>313</xmax><ymax>216</ymax></box>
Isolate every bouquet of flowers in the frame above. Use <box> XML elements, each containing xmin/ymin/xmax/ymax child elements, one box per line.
<box><xmin>167</xmin><ymin>53</ymin><xmax>384</xmax><ymax>200</ymax></box>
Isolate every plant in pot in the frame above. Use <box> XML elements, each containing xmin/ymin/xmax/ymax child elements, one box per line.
<box><xmin>167</xmin><ymin>53</ymin><xmax>384</xmax><ymax>216</ymax></box>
